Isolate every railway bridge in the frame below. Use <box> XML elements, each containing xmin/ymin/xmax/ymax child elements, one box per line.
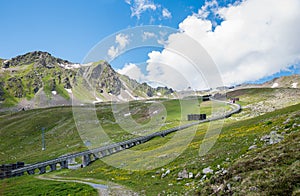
<box><xmin>5</xmin><ymin>99</ymin><xmax>241</xmax><ymax>178</ymax></box>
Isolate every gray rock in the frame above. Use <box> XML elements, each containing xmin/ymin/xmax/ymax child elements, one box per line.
<box><xmin>233</xmin><ymin>175</ymin><xmax>242</xmax><ymax>182</ymax></box>
<box><xmin>188</xmin><ymin>172</ymin><xmax>194</xmax><ymax>179</ymax></box>
<box><xmin>195</xmin><ymin>172</ymin><xmax>201</xmax><ymax>179</ymax></box>
<box><xmin>202</xmin><ymin>167</ymin><xmax>213</xmax><ymax>174</ymax></box>
<box><xmin>222</xmin><ymin>169</ymin><xmax>228</xmax><ymax>175</ymax></box>
<box><xmin>248</xmin><ymin>145</ymin><xmax>257</xmax><ymax>150</ymax></box>
<box><xmin>178</xmin><ymin>168</ymin><xmax>189</xmax><ymax>179</ymax></box>
<box><xmin>269</xmin><ymin>133</ymin><xmax>284</xmax><ymax>144</ymax></box>
<box><xmin>161</xmin><ymin>169</ymin><xmax>170</xmax><ymax>178</ymax></box>
<box><xmin>226</xmin><ymin>183</ymin><xmax>231</xmax><ymax>191</ymax></box>
<box><xmin>249</xmin><ymin>186</ymin><xmax>258</xmax><ymax>192</ymax></box>
<box><xmin>261</xmin><ymin>134</ymin><xmax>271</xmax><ymax>141</ymax></box>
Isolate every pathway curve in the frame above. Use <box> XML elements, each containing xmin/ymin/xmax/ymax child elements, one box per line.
<box><xmin>36</xmin><ymin>174</ymin><xmax>138</xmax><ymax>196</ymax></box>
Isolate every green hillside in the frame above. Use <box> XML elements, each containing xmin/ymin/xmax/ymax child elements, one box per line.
<box><xmin>0</xmin><ymin>88</ymin><xmax>299</xmax><ymax>195</ymax></box>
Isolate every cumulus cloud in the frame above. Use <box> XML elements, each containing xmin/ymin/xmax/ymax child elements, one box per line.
<box><xmin>197</xmin><ymin>0</ymin><xmax>219</xmax><ymax>19</ymax></box>
<box><xmin>108</xmin><ymin>33</ymin><xmax>129</xmax><ymax>59</ymax></box>
<box><xmin>145</xmin><ymin>0</ymin><xmax>300</xmax><ymax>88</ymax></box>
<box><xmin>162</xmin><ymin>8</ymin><xmax>172</xmax><ymax>19</ymax></box>
<box><xmin>117</xmin><ymin>63</ymin><xmax>145</xmax><ymax>82</ymax></box>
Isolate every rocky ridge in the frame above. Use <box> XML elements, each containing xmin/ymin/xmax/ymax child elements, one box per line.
<box><xmin>0</xmin><ymin>51</ymin><xmax>174</xmax><ymax>110</ymax></box>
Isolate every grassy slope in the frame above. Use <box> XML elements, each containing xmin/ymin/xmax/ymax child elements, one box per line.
<box><xmin>62</xmin><ymin>102</ymin><xmax>300</xmax><ymax>195</ymax></box>
<box><xmin>0</xmin><ymin>175</ymin><xmax>97</xmax><ymax>196</ymax></box>
<box><xmin>0</xmin><ymin>89</ymin><xmax>299</xmax><ymax>195</ymax></box>
<box><xmin>0</xmin><ymin>98</ymin><xmax>208</xmax><ymax>163</ymax></box>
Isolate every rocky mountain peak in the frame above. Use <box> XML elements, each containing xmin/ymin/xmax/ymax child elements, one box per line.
<box><xmin>2</xmin><ymin>51</ymin><xmax>72</xmax><ymax>69</ymax></box>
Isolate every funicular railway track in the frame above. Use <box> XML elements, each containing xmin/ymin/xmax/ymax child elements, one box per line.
<box><xmin>2</xmin><ymin>99</ymin><xmax>241</xmax><ymax>179</ymax></box>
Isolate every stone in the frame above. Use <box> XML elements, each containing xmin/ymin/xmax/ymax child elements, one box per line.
<box><xmin>248</xmin><ymin>145</ymin><xmax>257</xmax><ymax>150</ymax></box>
<box><xmin>226</xmin><ymin>183</ymin><xmax>231</xmax><ymax>191</ymax></box>
<box><xmin>161</xmin><ymin>169</ymin><xmax>170</xmax><ymax>178</ymax></box>
<box><xmin>261</xmin><ymin>134</ymin><xmax>270</xmax><ymax>141</ymax></box>
<box><xmin>202</xmin><ymin>167</ymin><xmax>213</xmax><ymax>174</ymax></box>
<box><xmin>178</xmin><ymin>168</ymin><xmax>189</xmax><ymax>179</ymax></box>
<box><xmin>233</xmin><ymin>175</ymin><xmax>242</xmax><ymax>182</ymax></box>
<box><xmin>283</xmin><ymin>118</ymin><xmax>290</xmax><ymax>124</ymax></box>
<box><xmin>188</xmin><ymin>172</ymin><xmax>194</xmax><ymax>179</ymax></box>
<box><xmin>195</xmin><ymin>172</ymin><xmax>201</xmax><ymax>179</ymax></box>
<box><xmin>249</xmin><ymin>186</ymin><xmax>258</xmax><ymax>192</ymax></box>
<box><xmin>222</xmin><ymin>169</ymin><xmax>228</xmax><ymax>175</ymax></box>
<box><xmin>269</xmin><ymin>133</ymin><xmax>284</xmax><ymax>144</ymax></box>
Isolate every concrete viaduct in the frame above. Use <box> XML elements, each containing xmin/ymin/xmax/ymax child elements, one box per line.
<box><xmin>8</xmin><ymin>100</ymin><xmax>241</xmax><ymax>178</ymax></box>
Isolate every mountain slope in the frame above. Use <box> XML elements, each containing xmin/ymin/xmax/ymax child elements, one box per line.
<box><xmin>262</xmin><ymin>74</ymin><xmax>300</xmax><ymax>88</ymax></box>
<box><xmin>0</xmin><ymin>51</ymin><xmax>174</xmax><ymax>110</ymax></box>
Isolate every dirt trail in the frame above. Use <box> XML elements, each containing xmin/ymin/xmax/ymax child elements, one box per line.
<box><xmin>36</xmin><ymin>175</ymin><xmax>138</xmax><ymax>196</ymax></box>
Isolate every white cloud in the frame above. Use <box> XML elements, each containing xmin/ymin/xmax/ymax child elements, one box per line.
<box><xmin>142</xmin><ymin>31</ymin><xmax>157</xmax><ymax>41</ymax></box>
<box><xmin>126</xmin><ymin>0</ymin><xmax>157</xmax><ymax>19</ymax></box>
<box><xmin>115</xmin><ymin>33</ymin><xmax>129</xmax><ymax>49</ymax></box>
<box><xmin>162</xmin><ymin>8</ymin><xmax>172</xmax><ymax>19</ymax></box>
<box><xmin>144</xmin><ymin>0</ymin><xmax>300</xmax><ymax>88</ymax></box>
<box><xmin>197</xmin><ymin>0</ymin><xmax>219</xmax><ymax>19</ymax></box>
<box><xmin>117</xmin><ymin>63</ymin><xmax>145</xmax><ymax>82</ymax></box>
<box><xmin>125</xmin><ymin>0</ymin><xmax>172</xmax><ymax>21</ymax></box>
<box><xmin>108</xmin><ymin>46</ymin><xmax>118</xmax><ymax>59</ymax></box>
<box><xmin>107</xmin><ymin>33</ymin><xmax>129</xmax><ymax>59</ymax></box>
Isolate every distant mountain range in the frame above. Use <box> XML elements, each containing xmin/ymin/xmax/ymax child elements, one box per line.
<box><xmin>1</xmin><ymin>51</ymin><xmax>299</xmax><ymax>110</ymax></box>
<box><xmin>235</xmin><ymin>75</ymin><xmax>300</xmax><ymax>89</ymax></box>
<box><xmin>0</xmin><ymin>51</ymin><xmax>174</xmax><ymax>110</ymax></box>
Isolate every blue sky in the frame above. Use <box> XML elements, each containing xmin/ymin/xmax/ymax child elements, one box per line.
<box><xmin>0</xmin><ymin>0</ymin><xmax>205</xmax><ymax>62</ymax></box>
<box><xmin>0</xmin><ymin>0</ymin><xmax>299</xmax><ymax>88</ymax></box>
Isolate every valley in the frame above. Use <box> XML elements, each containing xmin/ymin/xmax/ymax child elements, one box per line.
<box><xmin>0</xmin><ymin>86</ymin><xmax>300</xmax><ymax>195</ymax></box>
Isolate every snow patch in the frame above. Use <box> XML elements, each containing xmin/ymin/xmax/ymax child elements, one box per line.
<box><xmin>65</xmin><ymin>88</ymin><xmax>72</xmax><ymax>93</ymax></box>
<box><xmin>145</xmin><ymin>101</ymin><xmax>156</xmax><ymax>103</ymax></box>
<box><xmin>157</xmin><ymin>92</ymin><xmax>162</xmax><ymax>96</ymax></box>
<box><xmin>93</xmin><ymin>97</ymin><xmax>102</xmax><ymax>104</ymax></box>
<box><xmin>124</xmin><ymin>112</ymin><xmax>131</xmax><ymax>117</ymax></box>
<box><xmin>292</xmin><ymin>83</ymin><xmax>298</xmax><ymax>88</ymax></box>
<box><xmin>271</xmin><ymin>83</ymin><xmax>279</xmax><ymax>88</ymax></box>
<box><xmin>51</xmin><ymin>91</ymin><xmax>57</xmax><ymax>95</ymax></box>
<box><xmin>117</xmin><ymin>95</ymin><xmax>128</xmax><ymax>101</ymax></box>
<box><xmin>124</xmin><ymin>89</ymin><xmax>136</xmax><ymax>99</ymax></box>
<box><xmin>59</xmin><ymin>63</ymin><xmax>80</xmax><ymax>69</ymax></box>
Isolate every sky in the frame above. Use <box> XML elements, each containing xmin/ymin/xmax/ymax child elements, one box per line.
<box><xmin>1</xmin><ymin>0</ymin><xmax>299</xmax><ymax>89</ymax></box>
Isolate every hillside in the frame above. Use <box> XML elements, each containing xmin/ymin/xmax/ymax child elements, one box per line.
<box><xmin>262</xmin><ymin>74</ymin><xmax>300</xmax><ymax>88</ymax></box>
<box><xmin>0</xmin><ymin>51</ymin><xmax>174</xmax><ymax>110</ymax></box>
<box><xmin>0</xmin><ymin>87</ymin><xmax>299</xmax><ymax>195</ymax></box>
<box><xmin>236</xmin><ymin>74</ymin><xmax>300</xmax><ymax>89</ymax></box>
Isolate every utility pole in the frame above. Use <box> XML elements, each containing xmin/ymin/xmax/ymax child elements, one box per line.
<box><xmin>41</xmin><ymin>127</ymin><xmax>45</xmax><ymax>151</ymax></box>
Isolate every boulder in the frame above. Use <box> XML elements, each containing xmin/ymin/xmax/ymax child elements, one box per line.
<box><xmin>202</xmin><ymin>167</ymin><xmax>213</xmax><ymax>174</ymax></box>
<box><xmin>178</xmin><ymin>168</ymin><xmax>189</xmax><ymax>179</ymax></box>
<box><xmin>248</xmin><ymin>145</ymin><xmax>257</xmax><ymax>150</ymax></box>
<box><xmin>161</xmin><ymin>169</ymin><xmax>170</xmax><ymax>178</ymax></box>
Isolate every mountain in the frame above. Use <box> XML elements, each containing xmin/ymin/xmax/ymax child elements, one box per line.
<box><xmin>261</xmin><ymin>74</ymin><xmax>300</xmax><ymax>88</ymax></box>
<box><xmin>235</xmin><ymin>74</ymin><xmax>300</xmax><ymax>89</ymax></box>
<box><xmin>0</xmin><ymin>51</ymin><xmax>174</xmax><ymax>110</ymax></box>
